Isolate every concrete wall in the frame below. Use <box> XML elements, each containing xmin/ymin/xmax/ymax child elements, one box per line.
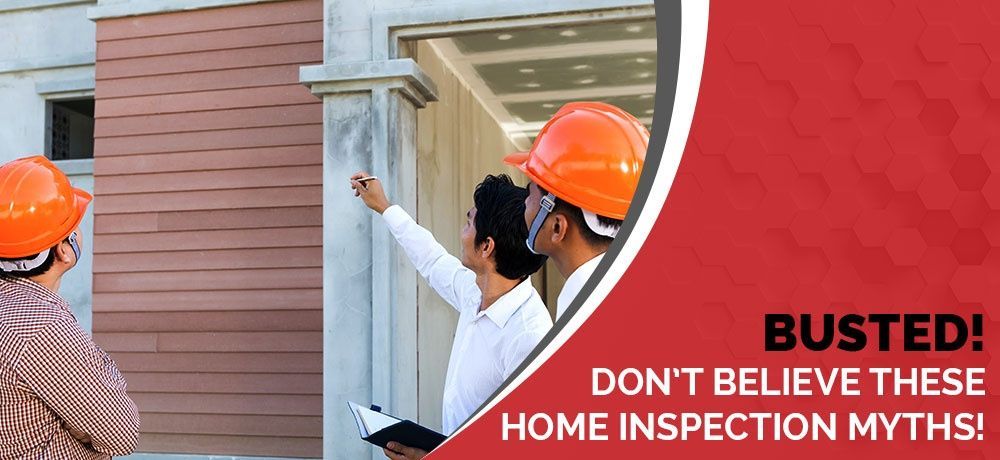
<box><xmin>62</xmin><ymin>160</ymin><xmax>96</xmax><ymax>331</ymax></box>
<box><xmin>0</xmin><ymin>2</ymin><xmax>95</xmax><ymax>156</ymax></box>
<box><xmin>0</xmin><ymin>1</ymin><xmax>96</xmax><ymax>331</ymax></box>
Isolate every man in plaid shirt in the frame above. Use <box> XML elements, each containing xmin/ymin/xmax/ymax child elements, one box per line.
<box><xmin>0</xmin><ymin>156</ymin><xmax>140</xmax><ymax>459</ymax></box>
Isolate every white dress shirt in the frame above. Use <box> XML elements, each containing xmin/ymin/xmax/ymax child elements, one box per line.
<box><xmin>381</xmin><ymin>205</ymin><xmax>552</xmax><ymax>435</ymax></box>
<box><xmin>555</xmin><ymin>253</ymin><xmax>605</xmax><ymax>319</ymax></box>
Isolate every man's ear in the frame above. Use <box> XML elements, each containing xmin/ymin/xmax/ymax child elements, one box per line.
<box><xmin>550</xmin><ymin>213</ymin><xmax>569</xmax><ymax>244</ymax></box>
<box><xmin>480</xmin><ymin>236</ymin><xmax>496</xmax><ymax>259</ymax></box>
<box><xmin>53</xmin><ymin>240</ymin><xmax>73</xmax><ymax>264</ymax></box>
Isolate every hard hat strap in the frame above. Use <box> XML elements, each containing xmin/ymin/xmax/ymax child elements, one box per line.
<box><xmin>526</xmin><ymin>193</ymin><xmax>556</xmax><ymax>255</ymax></box>
<box><xmin>68</xmin><ymin>232</ymin><xmax>81</xmax><ymax>261</ymax></box>
<box><xmin>0</xmin><ymin>249</ymin><xmax>51</xmax><ymax>273</ymax></box>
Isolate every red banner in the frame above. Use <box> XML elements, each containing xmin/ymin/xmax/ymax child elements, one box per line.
<box><xmin>432</xmin><ymin>0</ymin><xmax>999</xmax><ymax>458</ymax></box>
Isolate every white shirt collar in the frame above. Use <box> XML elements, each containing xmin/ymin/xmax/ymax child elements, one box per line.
<box><xmin>477</xmin><ymin>277</ymin><xmax>533</xmax><ymax>328</ymax></box>
<box><xmin>556</xmin><ymin>252</ymin><xmax>605</xmax><ymax>319</ymax></box>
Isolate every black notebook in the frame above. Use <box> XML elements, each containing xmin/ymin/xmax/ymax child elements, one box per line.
<box><xmin>348</xmin><ymin>401</ymin><xmax>447</xmax><ymax>453</ymax></box>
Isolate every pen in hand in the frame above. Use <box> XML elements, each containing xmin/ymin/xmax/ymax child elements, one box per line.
<box><xmin>350</xmin><ymin>172</ymin><xmax>391</xmax><ymax>214</ymax></box>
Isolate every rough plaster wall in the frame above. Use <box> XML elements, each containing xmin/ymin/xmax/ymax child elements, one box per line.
<box><xmin>414</xmin><ymin>40</ymin><xmax>562</xmax><ymax>430</ymax></box>
<box><xmin>0</xmin><ymin>4</ymin><xmax>94</xmax><ymax>158</ymax></box>
<box><xmin>0</xmin><ymin>3</ymin><xmax>96</xmax><ymax>330</ymax></box>
<box><xmin>0</xmin><ymin>74</ymin><xmax>51</xmax><ymax>160</ymax></box>
<box><xmin>0</xmin><ymin>5</ymin><xmax>94</xmax><ymax>64</ymax></box>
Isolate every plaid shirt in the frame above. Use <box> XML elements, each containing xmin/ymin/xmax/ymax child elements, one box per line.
<box><xmin>0</xmin><ymin>275</ymin><xmax>139</xmax><ymax>459</ymax></box>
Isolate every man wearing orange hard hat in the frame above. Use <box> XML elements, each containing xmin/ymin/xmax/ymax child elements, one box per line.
<box><xmin>0</xmin><ymin>156</ymin><xmax>140</xmax><ymax>459</ymax></box>
<box><xmin>505</xmin><ymin>102</ymin><xmax>648</xmax><ymax>319</ymax></box>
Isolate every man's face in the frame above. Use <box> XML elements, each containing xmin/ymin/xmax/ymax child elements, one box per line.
<box><xmin>459</xmin><ymin>206</ymin><xmax>478</xmax><ymax>270</ymax></box>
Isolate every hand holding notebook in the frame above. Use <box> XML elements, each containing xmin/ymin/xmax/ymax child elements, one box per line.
<box><xmin>348</xmin><ymin>401</ymin><xmax>447</xmax><ymax>453</ymax></box>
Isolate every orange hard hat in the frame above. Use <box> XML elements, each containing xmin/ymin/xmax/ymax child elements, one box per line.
<box><xmin>504</xmin><ymin>101</ymin><xmax>648</xmax><ymax>220</ymax></box>
<box><xmin>0</xmin><ymin>156</ymin><xmax>91</xmax><ymax>259</ymax></box>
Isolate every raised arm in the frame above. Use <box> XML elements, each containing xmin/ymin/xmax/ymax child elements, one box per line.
<box><xmin>351</xmin><ymin>172</ymin><xmax>479</xmax><ymax>311</ymax></box>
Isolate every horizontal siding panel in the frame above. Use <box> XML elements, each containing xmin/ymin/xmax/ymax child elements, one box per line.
<box><xmin>100</xmin><ymin>332</ymin><xmax>320</xmax><ymax>353</ymax></box>
<box><xmin>94</xmin><ymin>125</ymin><xmax>321</xmax><ymax>156</ymax></box>
<box><xmin>97</xmin><ymin>65</ymin><xmax>304</xmax><ymax>100</ymax></box>
<box><xmin>127</xmin><ymin>372</ymin><xmax>321</xmax><ymax>395</ymax></box>
<box><xmin>94</xmin><ymin>186</ymin><xmax>321</xmax><ymax>214</ymax></box>
<box><xmin>97</xmin><ymin>0</ymin><xmax>321</xmax><ymax>41</ymax></box>
<box><xmin>96</xmin><ymin>166</ymin><xmax>321</xmax><ymax>195</ymax></box>
<box><xmin>93</xmin><ymin>310</ymin><xmax>322</xmax><ymax>332</ymax></box>
<box><xmin>141</xmin><ymin>413</ymin><xmax>321</xmax><ymax>437</ymax></box>
<box><xmin>96</xmin><ymin>42</ymin><xmax>322</xmax><ymax>80</ymax></box>
<box><xmin>96</xmin><ymin>86</ymin><xmax>319</xmax><ymax>119</ymax></box>
<box><xmin>93</xmin><ymin>247</ymin><xmax>320</xmax><ymax>273</ymax></box>
<box><xmin>156</xmin><ymin>206</ymin><xmax>322</xmax><ymax>231</ymax></box>
<box><xmin>156</xmin><ymin>332</ymin><xmax>321</xmax><ymax>352</ymax></box>
<box><xmin>94</xmin><ymin>268</ymin><xmax>321</xmax><ymax>292</ymax></box>
<box><xmin>95</xmin><ymin>333</ymin><xmax>157</xmax><ymax>352</ymax></box>
<box><xmin>132</xmin><ymin>393</ymin><xmax>320</xmax><ymax>416</ymax></box>
<box><xmin>114</xmin><ymin>352</ymin><xmax>320</xmax><ymax>373</ymax></box>
<box><xmin>137</xmin><ymin>433</ymin><xmax>321</xmax><ymax>458</ymax></box>
<box><xmin>95</xmin><ymin>103</ymin><xmax>321</xmax><ymax>137</ymax></box>
<box><xmin>95</xmin><ymin>206</ymin><xmax>322</xmax><ymax>233</ymax></box>
<box><xmin>92</xmin><ymin>289</ymin><xmax>321</xmax><ymax>312</ymax></box>
<box><xmin>94</xmin><ymin>213</ymin><xmax>158</xmax><ymax>233</ymax></box>
<box><xmin>98</xmin><ymin>21</ymin><xmax>323</xmax><ymax>60</ymax></box>
<box><xmin>94</xmin><ymin>145</ymin><xmax>320</xmax><ymax>175</ymax></box>
<box><xmin>94</xmin><ymin>227</ymin><xmax>321</xmax><ymax>253</ymax></box>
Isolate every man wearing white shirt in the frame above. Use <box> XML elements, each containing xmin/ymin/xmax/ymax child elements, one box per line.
<box><xmin>522</xmin><ymin>184</ymin><xmax>612</xmax><ymax>318</ymax></box>
<box><xmin>350</xmin><ymin>172</ymin><xmax>551</xmax><ymax>460</ymax></box>
<box><xmin>555</xmin><ymin>247</ymin><xmax>605</xmax><ymax>319</ymax></box>
<box><xmin>503</xmin><ymin>102</ymin><xmax>649</xmax><ymax>319</ymax></box>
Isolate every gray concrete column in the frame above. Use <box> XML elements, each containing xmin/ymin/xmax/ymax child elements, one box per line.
<box><xmin>302</xmin><ymin>57</ymin><xmax>437</xmax><ymax>460</ymax></box>
<box><xmin>320</xmin><ymin>92</ymin><xmax>375</xmax><ymax>460</ymax></box>
<box><xmin>309</xmin><ymin>3</ymin><xmax>434</xmax><ymax>459</ymax></box>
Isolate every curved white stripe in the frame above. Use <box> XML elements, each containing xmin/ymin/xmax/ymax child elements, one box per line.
<box><xmin>443</xmin><ymin>0</ymin><xmax>711</xmax><ymax>442</ymax></box>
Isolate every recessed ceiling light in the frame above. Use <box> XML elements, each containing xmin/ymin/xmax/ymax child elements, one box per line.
<box><xmin>519</xmin><ymin>68</ymin><xmax>535</xmax><ymax>74</ymax></box>
<box><xmin>639</xmin><ymin>94</ymin><xmax>654</xmax><ymax>99</ymax></box>
<box><xmin>542</xmin><ymin>103</ymin><xmax>555</xmax><ymax>108</ymax></box>
<box><xmin>497</xmin><ymin>34</ymin><xmax>513</xmax><ymax>40</ymax></box>
<box><xmin>521</xmin><ymin>82</ymin><xmax>541</xmax><ymax>88</ymax></box>
<box><xmin>559</xmin><ymin>30</ymin><xmax>578</xmax><ymax>37</ymax></box>
<box><xmin>572</xmin><ymin>64</ymin><xmax>592</xmax><ymax>71</ymax></box>
<box><xmin>637</xmin><ymin>72</ymin><xmax>653</xmax><ymax>78</ymax></box>
<box><xmin>577</xmin><ymin>78</ymin><xmax>596</xmax><ymax>85</ymax></box>
<box><xmin>644</xmin><ymin>109</ymin><xmax>655</xmax><ymax>114</ymax></box>
<box><xmin>626</xmin><ymin>25</ymin><xmax>644</xmax><ymax>33</ymax></box>
<box><xmin>636</xmin><ymin>57</ymin><xmax>652</xmax><ymax>64</ymax></box>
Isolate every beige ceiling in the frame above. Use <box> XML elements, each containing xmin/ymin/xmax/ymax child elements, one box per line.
<box><xmin>428</xmin><ymin>19</ymin><xmax>657</xmax><ymax>150</ymax></box>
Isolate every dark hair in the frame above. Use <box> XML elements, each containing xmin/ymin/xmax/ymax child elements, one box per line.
<box><xmin>473</xmin><ymin>174</ymin><xmax>547</xmax><ymax>281</ymax></box>
<box><xmin>0</xmin><ymin>247</ymin><xmax>57</xmax><ymax>278</ymax></box>
<box><xmin>539</xmin><ymin>185</ymin><xmax>622</xmax><ymax>248</ymax></box>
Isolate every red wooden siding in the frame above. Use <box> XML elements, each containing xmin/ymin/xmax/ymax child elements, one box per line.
<box><xmin>92</xmin><ymin>0</ymin><xmax>324</xmax><ymax>457</ymax></box>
